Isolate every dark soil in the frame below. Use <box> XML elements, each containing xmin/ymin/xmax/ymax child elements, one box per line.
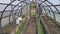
<box><xmin>41</xmin><ymin>15</ymin><xmax>60</xmax><ymax>34</ymax></box>
<box><xmin>21</xmin><ymin>17</ymin><xmax>38</xmax><ymax>34</ymax></box>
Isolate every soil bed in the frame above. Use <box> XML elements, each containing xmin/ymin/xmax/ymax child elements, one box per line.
<box><xmin>40</xmin><ymin>15</ymin><xmax>60</xmax><ymax>34</ymax></box>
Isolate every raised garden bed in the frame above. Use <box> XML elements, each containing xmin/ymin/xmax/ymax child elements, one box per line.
<box><xmin>37</xmin><ymin>19</ymin><xmax>45</xmax><ymax>34</ymax></box>
<box><xmin>40</xmin><ymin>15</ymin><xmax>60</xmax><ymax>34</ymax></box>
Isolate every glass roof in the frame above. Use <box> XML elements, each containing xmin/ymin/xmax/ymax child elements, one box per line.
<box><xmin>2</xmin><ymin>11</ymin><xmax>10</xmax><ymax>17</ymax></box>
<box><xmin>5</xmin><ymin>5</ymin><xmax>11</xmax><ymax>10</ymax></box>
<box><xmin>0</xmin><ymin>0</ymin><xmax>60</xmax><ymax>11</ymax></box>
<box><xmin>56</xmin><ymin>6</ymin><xmax>60</xmax><ymax>12</ymax></box>
<box><xmin>12</xmin><ymin>1</ymin><xmax>20</xmax><ymax>5</ymax></box>
<box><xmin>0</xmin><ymin>0</ymin><xmax>60</xmax><ymax>20</ymax></box>
<box><xmin>0</xmin><ymin>5</ymin><xmax>7</xmax><ymax>11</ymax></box>
<box><xmin>0</xmin><ymin>0</ymin><xmax>60</xmax><ymax>27</ymax></box>
<box><xmin>50</xmin><ymin>6</ymin><xmax>58</xmax><ymax>13</ymax></box>
<box><xmin>0</xmin><ymin>0</ymin><xmax>10</xmax><ymax>4</ymax></box>
<box><xmin>48</xmin><ymin>0</ymin><xmax>60</xmax><ymax>5</ymax></box>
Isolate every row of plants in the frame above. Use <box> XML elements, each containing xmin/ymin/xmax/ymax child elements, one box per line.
<box><xmin>46</xmin><ymin>15</ymin><xmax>60</xmax><ymax>26</ymax></box>
<box><xmin>16</xmin><ymin>18</ymin><xmax>28</xmax><ymax>34</ymax></box>
<box><xmin>37</xmin><ymin>19</ymin><xmax>45</xmax><ymax>34</ymax></box>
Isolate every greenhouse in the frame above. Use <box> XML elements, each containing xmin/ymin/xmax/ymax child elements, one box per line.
<box><xmin>0</xmin><ymin>0</ymin><xmax>60</xmax><ymax>34</ymax></box>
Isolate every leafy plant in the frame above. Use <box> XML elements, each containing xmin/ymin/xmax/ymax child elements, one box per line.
<box><xmin>16</xmin><ymin>19</ymin><xmax>28</xmax><ymax>34</ymax></box>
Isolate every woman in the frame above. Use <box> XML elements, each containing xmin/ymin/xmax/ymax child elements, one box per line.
<box><xmin>38</xmin><ymin>4</ymin><xmax>42</xmax><ymax>17</ymax></box>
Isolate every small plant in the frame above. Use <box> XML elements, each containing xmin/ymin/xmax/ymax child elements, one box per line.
<box><xmin>22</xmin><ymin>14</ymin><xmax>26</xmax><ymax>18</ymax></box>
<box><xmin>16</xmin><ymin>19</ymin><xmax>28</xmax><ymax>34</ymax></box>
<box><xmin>22</xmin><ymin>15</ymin><xmax>25</xmax><ymax>18</ymax></box>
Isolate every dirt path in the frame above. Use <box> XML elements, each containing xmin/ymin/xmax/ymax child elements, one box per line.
<box><xmin>21</xmin><ymin>17</ymin><xmax>38</xmax><ymax>34</ymax></box>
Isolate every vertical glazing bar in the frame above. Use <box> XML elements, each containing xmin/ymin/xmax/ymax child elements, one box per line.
<box><xmin>52</xmin><ymin>12</ymin><xmax>56</xmax><ymax>20</ymax></box>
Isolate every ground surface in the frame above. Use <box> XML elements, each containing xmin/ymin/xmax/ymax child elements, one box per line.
<box><xmin>21</xmin><ymin>17</ymin><xmax>37</xmax><ymax>34</ymax></box>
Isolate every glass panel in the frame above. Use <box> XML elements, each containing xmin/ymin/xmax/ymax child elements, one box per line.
<box><xmin>45</xmin><ymin>9</ymin><xmax>49</xmax><ymax>14</ymax></box>
<box><xmin>16</xmin><ymin>10</ymin><xmax>19</xmax><ymax>14</ymax></box>
<box><xmin>47</xmin><ymin>13</ymin><xmax>50</xmax><ymax>17</ymax></box>
<box><xmin>30</xmin><ymin>0</ymin><xmax>33</xmax><ymax>1</ymax></box>
<box><xmin>42</xmin><ymin>3</ymin><xmax>51</xmax><ymax>10</ymax></box>
<box><xmin>22</xmin><ymin>6</ymin><xmax>27</xmax><ymax>16</ymax></box>
<box><xmin>19</xmin><ymin>3</ymin><xmax>22</xmax><ymax>5</ymax></box>
<box><xmin>44</xmin><ymin>7</ymin><xmax>50</xmax><ymax>11</ymax></box>
<box><xmin>0</xmin><ymin>5</ymin><xmax>6</xmax><ymax>11</ymax></box>
<box><xmin>56</xmin><ymin>6</ymin><xmax>60</xmax><ymax>12</ymax></box>
<box><xmin>19</xmin><ymin>7</ymin><xmax>21</xmax><ymax>9</ymax></box>
<box><xmin>45</xmin><ymin>2</ymin><xmax>51</xmax><ymax>5</ymax></box>
<box><xmin>13</xmin><ymin>3</ymin><xmax>24</xmax><ymax>10</ymax></box>
<box><xmin>0</xmin><ymin>0</ymin><xmax>10</xmax><ymax>4</ymax></box>
<box><xmin>50</xmin><ymin>11</ymin><xmax>54</xmax><ymax>19</ymax></box>
<box><xmin>41</xmin><ymin>6</ymin><xmax>45</xmax><ymax>13</ymax></box>
<box><xmin>2</xmin><ymin>11</ymin><xmax>10</xmax><ymax>17</ymax></box>
<box><xmin>14</xmin><ymin>6</ymin><xmax>19</xmax><ymax>10</ymax></box>
<box><xmin>12</xmin><ymin>1</ymin><xmax>20</xmax><ymax>5</ymax></box>
<box><xmin>5</xmin><ymin>5</ymin><xmax>11</xmax><ymax>10</ymax></box>
<box><xmin>50</xmin><ymin>6</ymin><xmax>58</xmax><ymax>13</ymax></box>
<box><xmin>42</xmin><ymin>3</ymin><xmax>47</xmax><ymax>6</ymax></box>
<box><xmin>10</xmin><ymin>16</ymin><xmax>13</xmax><ymax>23</ymax></box>
<box><xmin>22</xmin><ymin>4</ymin><xmax>26</xmax><ymax>6</ymax></box>
<box><xmin>13</xmin><ymin>11</ymin><xmax>16</xmax><ymax>14</ymax></box>
<box><xmin>20</xmin><ymin>0</ymin><xmax>24</xmax><ymax>2</ymax></box>
<box><xmin>46</xmin><ymin>7</ymin><xmax>51</xmax><ymax>10</ymax></box>
<box><xmin>55</xmin><ymin>14</ymin><xmax>60</xmax><ymax>23</ymax></box>
<box><xmin>38</xmin><ymin>0</ymin><xmax>44</xmax><ymax>1</ymax></box>
<box><xmin>0</xmin><ymin>13</ymin><xmax>1</xmax><ymax>17</ymax></box>
<box><xmin>1</xmin><ymin>17</ymin><xmax>9</xmax><ymax>27</ymax></box>
<box><xmin>45</xmin><ymin>7</ymin><xmax>51</xmax><ymax>17</ymax></box>
<box><xmin>48</xmin><ymin>0</ymin><xmax>60</xmax><ymax>5</ymax></box>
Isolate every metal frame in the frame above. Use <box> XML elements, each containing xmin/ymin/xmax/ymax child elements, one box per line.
<box><xmin>0</xmin><ymin>1</ymin><xmax>28</xmax><ymax>31</ymax></box>
<box><xmin>0</xmin><ymin>0</ymin><xmax>60</xmax><ymax>33</ymax></box>
<box><xmin>36</xmin><ymin>0</ymin><xmax>60</xmax><ymax>23</ymax></box>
